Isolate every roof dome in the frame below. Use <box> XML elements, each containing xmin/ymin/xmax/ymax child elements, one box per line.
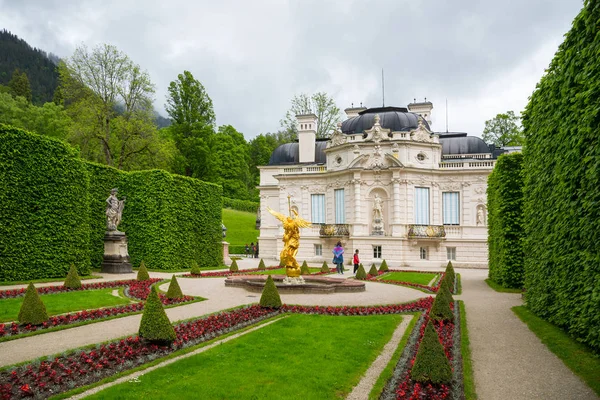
<box><xmin>341</xmin><ymin>107</ymin><xmax>428</xmax><ymax>134</ymax></box>
<box><xmin>268</xmin><ymin>141</ymin><xmax>328</xmax><ymax>165</ymax></box>
<box><xmin>439</xmin><ymin>136</ymin><xmax>490</xmax><ymax>155</ymax></box>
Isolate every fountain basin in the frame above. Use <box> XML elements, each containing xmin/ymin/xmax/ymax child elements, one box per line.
<box><xmin>224</xmin><ymin>274</ymin><xmax>365</xmax><ymax>294</ymax></box>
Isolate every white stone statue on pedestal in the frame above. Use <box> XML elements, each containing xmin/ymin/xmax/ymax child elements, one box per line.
<box><xmin>372</xmin><ymin>194</ymin><xmax>384</xmax><ymax>235</ymax></box>
<box><xmin>106</xmin><ymin>188</ymin><xmax>125</xmax><ymax>233</ymax></box>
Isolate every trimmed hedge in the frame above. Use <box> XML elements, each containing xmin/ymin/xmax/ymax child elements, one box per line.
<box><xmin>166</xmin><ymin>275</ymin><xmax>184</xmax><ymax>299</ymax></box>
<box><xmin>0</xmin><ymin>124</ymin><xmax>91</xmax><ymax>281</ymax></box>
<box><xmin>300</xmin><ymin>260</ymin><xmax>310</xmax><ymax>275</ymax></box>
<box><xmin>321</xmin><ymin>261</ymin><xmax>329</xmax><ymax>273</ymax></box>
<box><xmin>368</xmin><ymin>264</ymin><xmax>378</xmax><ymax>276</ymax></box>
<box><xmin>430</xmin><ymin>285</ymin><xmax>454</xmax><ymax>322</ymax></box>
<box><xmin>487</xmin><ymin>152</ymin><xmax>524</xmax><ymax>288</ymax></box>
<box><xmin>0</xmin><ymin>125</ymin><xmax>223</xmax><ymax>280</ymax></box>
<box><xmin>259</xmin><ymin>275</ymin><xmax>282</xmax><ymax>308</ymax></box>
<box><xmin>138</xmin><ymin>285</ymin><xmax>176</xmax><ymax>342</ymax></box>
<box><xmin>411</xmin><ymin>321</ymin><xmax>452</xmax><ymax>384</ymax></box>
<box><xmin>137</xmin><ymin>261</ymin><xmax>150</xmax><ymax>281</ymax></box>
<box><xmin>222</xmin><ymin>197</ymin><xmax>259</xmax><ymax>213</ymax></box>
<box><xmin>258</xmin><ymin>259</ymin><xmax>266</xmax><ymax>270</ymax></box>
<box><xmin>379</xmin><ymin>259</ymin><xmax>389</xmax><ymax>272</ymax></box>
<box><xmin>355</xmin><ymin>264</ymin><xmax>367</xmax><ymax>280</ymax></box>
<box><xmin>18</xmin><ymin>283</ymin><xmax>49</xmax><ymax>325</ymax></box>
<box><xmin>522</xmin><ymin>0</ymin><xmax>600</xmax><ymax>352</ymax></box>
<box><xmin>229</xmin><ymin>259</ymin><xmax>239</xmax><ymax>272</ymax></box>
<box><xmin>64</xmin><ymin>264</ymin><xmax>82</xmax><ymax>289</ymax></box>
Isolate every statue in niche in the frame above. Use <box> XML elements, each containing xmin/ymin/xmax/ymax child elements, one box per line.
<box><xmin>372</xmin><ymin>194</ymin><xmax>385</xmax><ymax>236</ymax></box>
<box><xmin>476</xmin><ymin>207</ymin><xmax>485</xmax><ymax>226</ymax></box>
<box><xmin>106</xmin><ymin>188</ymin><xmax>126</xmax><ymax>232</ymax></box>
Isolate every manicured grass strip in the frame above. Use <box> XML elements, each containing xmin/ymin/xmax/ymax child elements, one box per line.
<box><xmin>88</xmin><ymin>314</ymin><xmax>405</xmax><ymax>400</ymax></box>
<box><xmin>369</xmin><ymin>312</ymin><xmax>420</xmax><ymax>399</ymax></box>
<box><xmin>222</xmin><ymin>208</ymin><xmax>259</xmax><ymax>248</ymax></box>
<box><xmin>0</xmin><ymin>288</ymin><xmax>131</xmax><ymax>323</ymax></box>
<box><xmin>0</xmin><ymin>275</ymin><xmax>102</xmax><ymax>286</ymax></box>
<box><xmin>484</xmin><ymin>278</ymin><xmax>522</xmax><ymax>293</ymax></box>
<box><xmin>379</xmin><ymin>272</ymin><xmax>438</xmax><ymax>286</ymax></box>
<box><xmin>455</xmin><ymin>273</ymin><xmax>462</xmax><ymax>295</ymax></box>
<box><xmin>512</xmin><ymin>306</ymin><xmax>600</xmax><ymax>396</ymax></box>
<box><xmin>460</xmin><ymin>301</ymin><xmax>476</xmax><ymax>400</ymax></box>
<box><xmin>247</xmin><ymin>267</ymin><xmax>322</xmax><ymax>275</ymax></box>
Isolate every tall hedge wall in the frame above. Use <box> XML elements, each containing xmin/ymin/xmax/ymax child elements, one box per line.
<box><xmin>487</xmin><ymin>153</ymin><xmax>524</xmax><ymax>288</ymax></box>
<box><xmin>0</xmin><ymin>124</ymin><xmax>91</xmax><ymax>281</ymax></box>
<box><xmin>223</xmin><ymin>197</ymin><xmax>259</xmax><ymax>213</ymax></box>
<box><xmin>522</xmin><ymin>0</ymin><xmax>600</xmax><ymax>352</ymax></box>
<box><xmin>0</xmin><ymin>125</ymin><xmax>224</xmax><ymax>280</ymax></box>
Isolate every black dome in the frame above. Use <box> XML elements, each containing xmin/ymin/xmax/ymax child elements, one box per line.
<box><xmin>341</xmin><ymin>107</ymin><xmax>428</xmax><ymax>134</ymax></box>
<box><xmin>439</xmin><ymin>136</ymin><xmax>490</xmax><ymax>155</ymax></box>
<box><xmin>268</xmin><ymin>142</ymin><xmax>328</xmax><ymax>165</ymax></box>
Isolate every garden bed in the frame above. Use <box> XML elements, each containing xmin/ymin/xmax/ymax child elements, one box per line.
<box><xmin>180</xmin><ymin>266</ymin><xmax>335</xmax><ymax>278</ymax></box>
<box><xmin>368</xmin><ymin>270</ymin><xmax>445</xmax><ymax>293</ymax></box>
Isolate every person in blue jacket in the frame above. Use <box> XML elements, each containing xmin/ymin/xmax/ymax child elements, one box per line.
<box><xmin>332</xmin><ymin>242</ymin><xmax>345</xmax><ymax>274</ymax></box>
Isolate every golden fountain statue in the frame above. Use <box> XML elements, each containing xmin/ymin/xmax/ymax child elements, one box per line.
<box><xmin>267</xmin><ymin>196</ymin><xmax>311</xmax><ymax>280</ymax></box>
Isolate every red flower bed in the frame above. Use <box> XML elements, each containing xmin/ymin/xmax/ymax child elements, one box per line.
<box><xmin>182</xmin><ymin>266</ymin><xmax>335</xmax><ymax>278</ymax></box>
<box><xmin>0</xmin><ymin>279</ymin><xmax>163</xmax><ymax>299</ymax></box>
<box><xmin>0</xmin><ymin>298</ymin><xmax>433</xmax><ymax>399</ymax></box>
<box><xmin>367</xmin><ymin>270</ymin><xmax>445</xmax><ymax>293</ymax></box>
<box><xmin>0</xmin><ymin>279</ymin><xmax>194</xmax><ymax>340</ymax></box>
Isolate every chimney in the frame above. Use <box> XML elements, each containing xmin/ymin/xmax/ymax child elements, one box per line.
<box><xmin>344</xmin><ymin>106</ymin><xmax>367</xmax><ymax>119</ymax></box>
<box><xmin>407</xmin><ymin>100</ymin><xmax>433</xmax><ymax>127</ymax></box>
<box><xmin>297</xmin><ymin>114</ymin><xmax>317</xmax><ymax>163</ymax></box>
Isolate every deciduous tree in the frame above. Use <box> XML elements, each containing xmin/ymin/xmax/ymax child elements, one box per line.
<box><xmin>280</xmin><ymin>92</ymin><xmax>342</xmax><ymax>139</ymax></box>
<box><xmin>482</xmin><ymin>111</ymin><xmax>523</xmax><ymax>147</ymax></box>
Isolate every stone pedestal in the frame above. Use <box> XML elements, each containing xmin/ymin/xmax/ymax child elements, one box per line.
<box><xmin>222</xmin><ymin>241</ymin><xmax>231</xmax><ymax>264</ymax></box>
<box><xmin>101</xmin><ymin>231</ymin><xmax>132</xmax><ymax>273</ymax></box>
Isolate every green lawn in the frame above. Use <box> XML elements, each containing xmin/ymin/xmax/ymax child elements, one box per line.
<box><xmin>485</xmin><ymin>278</ymin><xmax>523</xmax><ymax>293</ymax></box>
<box><xmin>89</xmin><ymin>313</ymin><xmax>406</xmax><ymax>400</ymax></box>
<box><xmin>513</xmin><ymin>306</ymin><xmax>600</xmax><ymax>396</ymax></box>
<box><xmin>223</xmin><ymin>208</ymin><xmax>259</xmax><ymax>253</ymax></box>
<box><xmin>0</xmin><ymin>288</ymin><xmax>132</xmax><ymax>323</ymax></box>
<box><xmin>248</xmin><ymin>267</ymin><xmax>322</xmax><ymax>275</ymax></box>
<box><xmin>378</xmin><ymin>272</ymin><xmax>438</xmax><ymax>286</ymax></box>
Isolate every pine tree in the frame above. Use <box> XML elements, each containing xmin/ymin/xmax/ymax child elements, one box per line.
<box><xmin>139</xmin><ymin>286</ymin><xmax>176</xmax><ymax>342</ymax></box>
<box><xmin>18</xmin><ymin>283</ymin><xmax>49</xmax><ymax>325</ymax></box>
<box><xmin>300</xmin><ymin>260</ymin><xmax>310</xmax><ymax>275</ymax></box>
<box><xmin>321</xmin><ymin>261</ymin><xmax>330</xmax><ymax>273</ymax></box>
<box><xmin>8</xmin><ymin>69</ymin><xmax>32</xmax><ymax>103</ymax></box>
<box><xmin>64</xmin><ymin>263</ymin><xmax>82</xmax><ymax>289</ymax></box>
<box><xmin>355</xmin><ymin>264</ymin><xmax>367</xmax><ymax>280</ymax></box>
<box><xmin>368</xmin><ymin>264</ymin><xmax>379</xmax><ymax>276</ymax></box>
<box><xmin>258</xmin><ymin>259</ymin><xmax>266</xmax><ymax>270</ymax></box>
<box><xmin>259</xmin><ymin>275</ymin><xmax>282</xmax><ymax>308</ymax></box>
<box><xmin>166</xmin><ymin>275</ymin><xmax>184</xmax><ymax>299</ymax></box>
<box><xmin>379</xmin><ymin>259</ymin><xmax>389</xmax><ymax>272</ymax></box>
<box><xmin>137</xmin><ymin>261</ymin><xmax>150</xmax><ymax>281</ymax></box>
<box><xmin>229</xmin><ymin>259</ymin><xmax>239</xmax><ymax>272</ymax></box>
<box><xmin>411</xmin><ymin>321</ymin><xmax>452</xmax><ymax>384</ymax></box>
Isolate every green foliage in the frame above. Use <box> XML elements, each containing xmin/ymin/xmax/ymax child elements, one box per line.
<box><xmin>0</xmin><ymin>125</ymin><xmax>90</xmax><ymax>281</ymax></box>
<box><xmin>223</xmin><ymin>197</ymin><xmax>259</xmax><ymax>213</ymax></box>
<box><xmin>259</xmin><ymin>275</ymin><xmax>282</xmax><ymax>308</ymax></box>
<box><xmin>445</xmin><ymin>261</ymin><xmax>455</xmax><ymax>284</ymax></box>
<box><xmin>137</xmin><ymin>261</ymin><xmax>150</xmax><ymax>281</ymax></box>
<box><xmin>18</xmin><ymin>283</ymin><xmax>49</xmax><ymax>325</ymax></box>
<box><xmin>411</xmin><ymin>321</ymin><xmax>452</xmax><ymax>384</ymax></box>
<box><xmin>430</xmin><ymin>285</ymin><xmax>454</xmax><ymax>322</ymax></box>
<box><xmin>521</xmin><ymin>0</ymin><xmax>600</xmax><ymax>351</ymax></box>
<box><xmin>138</xmin><ymin>285</ymin><xmax>176</xmax><ymax>342</ymax></box>
<box><xmin>64</xmin><ymin>264</ymin><xmax>82</xmax><ymax>289</ymax></box>
<box><xmin>482</xmin><ymin>110</ymin><xmax>524</xmax><ymax>147</ymax></box>
<box><xmin>321</xmin><ymin>261</ymin><xmax>330</xmax><ymax>273</ymax></box>
<box><xmin>280</xmin><ymin>92</ymin><xmax>342</xmax><ymax>139</ymax></box>
<box><xmin>166</xmin><ymin>275</ymin><xmax>184</xmax><ymax>299</ymax></box>
<box><xmin>229</xmin><ymin>259</ymin><xmax>239</xmax><ymax>272</ymax></box>
<box><xmin>487</xmin><ymin>153</ymin><xmax>524</xmax><ymax>289</ymax></box>
<box><xmin>368</xmin><ymin>264</ymin><xmax>378</xmax><ymax>276</ymax></box>
<box><xmin>378</xmin><ymin>259</ymin><xmax>389</xmax><ymax>272</ymax></box>
<box><xmin>300</xmin><ymin>260</ymin><xmax>310</xmax><ymax>275</ymax></box>
<box><xmin>355</xmin><ymin>264</ymin><xmax>367</xmax><ymax>280</ymax></box>
<box><xmin>258</xmin><ymin>259</ymin><xmax>266</xmax><ymax>270</ymax></box>
<box><xmin>190</xmin><ymin>261</ymin><xmax>202</xmax><ymax>276</ymax></box>
<box><xmin>8</xmin><ymin>68</ymin><xmax>32</xmax><ymax>103</ymax></box>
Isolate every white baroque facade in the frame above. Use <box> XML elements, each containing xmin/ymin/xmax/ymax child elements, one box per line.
<box><xmin>258</xmin><ymin>103</ymin><xmax>501</xmax><ymax>268</ymax></box>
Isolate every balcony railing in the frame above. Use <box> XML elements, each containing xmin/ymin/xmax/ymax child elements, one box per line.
<box><xmin>319</xmin><ymin>224</ymin><xmax>350</xmax><ymax>237</ymax></box>
<box><xmin>407</xmin><ymin>224</ymin><xmax>446</xmax><ymax>239</ymax></box>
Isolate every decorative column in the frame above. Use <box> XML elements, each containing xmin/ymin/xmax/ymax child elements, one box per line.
<box><xmin>392</xmin><ymin>177</ymin><xmax>401</xmax><ymax>224</ymax></box>
<box><xmin>353</xmin><ymin>178</ymin><xmax>361</xmax><ymax>223</ymax></box>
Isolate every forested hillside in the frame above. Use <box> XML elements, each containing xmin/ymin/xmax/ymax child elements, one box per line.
<box><xmin>0</xmin><ymin>29</ymin><xmax>59</xmax><ymax>104</ymax></box>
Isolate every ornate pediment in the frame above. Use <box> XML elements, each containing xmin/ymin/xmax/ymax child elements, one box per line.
<box><xmin>410</xmin><ymin>118</ymin><xmax>435</xmax><ymax>143</ymax></box>
<box><xmin>327</xmin><ymin>128</ymin><xmax>347</xmax><ymax>148</ymax></box>
<box><xmin>363</xmin><ymin>114</ymin><xmax>391</xmax><ymax>143</ymax></box>
<box><xmin>348</xmin><ymin>145</ymin><xmax>404</xmax><ymax>170</ymax></box>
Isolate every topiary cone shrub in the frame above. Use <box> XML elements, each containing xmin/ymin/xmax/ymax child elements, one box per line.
<box><xmin>368</xmin><ymin>264</ymin><xmax>379</xmax><ymax>276</ymax></box>
<box><xmin>18</xmin><ymin>283</ymin><xmax>49</xmax><ymax>325</ymax></box>
<box><xmin>259</xmin><ymin>275</ymin><xmax>282</xmax><ymax>308</ymax></box>
<box><xmin>411</xmin><ymin>321</ymin><xmax>452</xmax><ymax>384</ymax></box>
<box><xmin>166</xmin><ymin>275</ymin><xmax>184</xmax><ymax>299</ymax></box>
<box><xmin>258</xmin><ymin>259</ymin><xmax>266</xmax><ymax>270</ymax></box>
<box><xmin>190</xmin><ymin>262</ymin><xmax>201</xmax><ymax>276</ymax></box>
<box><xmin>229</xmin><ymin>259</ymin><xmax>239</xmax><ymax>272</ymax></box>
<box><xmin>430</xmin><ymin>285</ymin><xmax>454</xmax><ymax>321</ymax></box>
<box><xmin>445</xmin><ymin>261</ymin><xmax>455</xmax><ymax>286</ymax></box>
<box><xmin>137</xmin><ymin>261</ymin><xmax>150</xmax><ymax>281</ymax></box>
<box><xmin>321</xmin><ymin>261</ymin><xmax>330</xmax><ymax>273</ymax></box>
<box><xmin>379</xmin><ymin>259</ymin><xmax>389</xmax><ymax>272</ymax></box>
<box><xmin>300</xmin><ymin>260</ymin><xmax>310</xmax><ymax>275</ymax></box>
<box><xmin>439</xmin><ymin>273</ymin><xmax>454</xmax><ymax>294</ymax></box>
<box><xmin>64</xmin><ymin>263</ymin><xmax>82</xmax><ymax>289</ymax></box>
<box><xmin>139</xmin><ymin>285</ymin><xmax>176</xmax><ymax>343</ymax></box>
<box><xmin>355</xmin><ymin>264</ymin><xmax>367</xmax><ymax>280</ymax></box>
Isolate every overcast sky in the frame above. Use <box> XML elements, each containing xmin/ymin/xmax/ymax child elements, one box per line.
<box><xmin>0</xmin><ymin>0</ymin><xmax>583</xmax><ymax>140</ymax></box>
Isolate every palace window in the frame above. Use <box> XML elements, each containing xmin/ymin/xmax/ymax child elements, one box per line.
<box><xmin>373</xmin><ymin>245</ymin><xmax>382</xmax><ymax>259</ymax></box>
<box><xmin>334</xmin><ymin>189</ymin><xmax>345</xmax><ymax>224</ymax></box>
<box><xmin>311</xmin><ymin>194</ymin><xmax>325</xmax><ymax>223</ymax></box>
<box><xmin>414</xmin><ymin>187</ymin><xmax>430</xmax><ymax>225</ymax></box>
<box><xmin>420</xmin><ymin>247</ymin><xmax>428</xmax><ymax>260</ymax></box>
<box><xmin>315</xmin><ymin>244</ymin><xmax>322</xmax><ymax>256</ymax></box>
<box><xmin>443</xmin><ymin>192</ymin><xmax>460</xmax><ymax>225</ymax></box>
<box><xmin>447</xmin><ymin>247</ymin><xmax>456</xmax><ymax>261</ymax></box>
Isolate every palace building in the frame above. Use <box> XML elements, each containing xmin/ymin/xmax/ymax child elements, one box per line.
<box><xmin>257</xmin><ymin>102</ymin><xmax>509</xmax><ymax>268</ymax></box>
